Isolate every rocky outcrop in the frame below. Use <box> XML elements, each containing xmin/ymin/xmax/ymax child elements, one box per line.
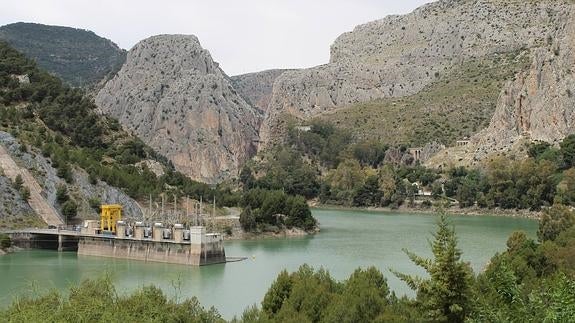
<box><xmin>0</xmin><ymin>175</ymin><xmax>35</xmax><ymax>227</ymax></box>
<box><xmin>472</xmin><ymin>6</ymin><xmax>575</xmax><ymax>158</ymax></box>
<box><xmin>231</xmin><ymin>69</ymin><xmax>291</xmax><ymax>112</ymax></box>
<box><xmin>0</xmin><ymin>22</ymin><xmax>126</xmax><ymax>87</ymax></box>
<box><xmin>96</xmin><ymin>35</ymin><xmax>261</xmax><ymax>183</ymax></box>
<box><xmin>0</xmin><ymin>132</ymin><xmax>143</xmax><ymax>222</ymax></box>
<box><xmin>260</xmin><ymin>0</ymin><xmax>573</xmax><ymax>148</ymax></box>
<box><xmin>427</xmin><ymin>4</ymin><xmax>575</xmax><ymax>168</ymax></box>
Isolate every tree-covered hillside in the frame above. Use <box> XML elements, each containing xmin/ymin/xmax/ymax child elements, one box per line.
<box><xmin>0</xmin><ymin>22</ymin><xmax>126</xmax><ymax>87</ymax></box>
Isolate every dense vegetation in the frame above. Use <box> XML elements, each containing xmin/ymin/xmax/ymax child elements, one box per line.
<box><xmin>0</xmin><ymin>41</ymin><xmax>314</xmax><ymax>230</ymax></box>
<box><xmin>0</xmin><ymin>22</ymin><xmax>126</xmax><ymax>87</ymax></box>
<box><xmin>239</xmin><ymin>189</ymin><xmax>316</xmax><ymax>232</ymax></box>
<box><xmin>2</xmin><ymin>277</ymin><xmax>223</xmax><ymax>322</ymax></box>
<box><xmin>5</xmin><ymin>207</ymin><xmax>574</xmax><ymax>322</ymax></box>
<box><xmin>245</xmin><ymin>118</ymin><xmax>575</xmax><ymax>212</ymax></box>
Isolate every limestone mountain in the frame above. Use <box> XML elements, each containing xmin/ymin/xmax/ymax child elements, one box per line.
<box><xmin>427</xmin><ymin>4</ymin><xmax>575</xmax><ymax>168</ymax></box>
<box><xmin>95</xmin><ymin>35</ymin><xmax>261</xmax><ymax>183</ymax></box>
<box><xmin>231</xmin><ymin>69</ymin><xmax>291</xmax><ymax>113</ymax></box>
<box><xmin>260</xmin><ymin>0</ymin><xmax>574</xmax><ymax>149</ymax></box>
<box><xmin>0</xmin><ymin>22</ymin><xmax>126</xmax><ymax>87</ymax></box>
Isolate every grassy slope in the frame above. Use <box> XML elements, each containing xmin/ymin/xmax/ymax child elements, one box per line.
<box><xmin>319</xmin><ymin>51</ymin><xmax>531</xmax><ymax>147</ymax></box>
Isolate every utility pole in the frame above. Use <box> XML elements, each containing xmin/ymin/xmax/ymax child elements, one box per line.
<box><xmin>149</xmin><ymin>194</ymin><xmax>153</xmax><ymax>223</ymax></box>
<box><xmin>199</xmin><ymin>196</ymin><xmax>203</xmax><ymax>226</ymax></box>
<box><xmin>186</xmin><ymin>195</ymin><xmax>189</xmax><ymax>226</ymax></box>
<box><xmin>212</xmin><ymin>195</ymin><xmax>216</xmax><ymax>231</ymax></box>
<box><xmin>173</xmin><ymin>194</ymin><xmax>177</xmax><ymax>224</ymax></box>
<box><xmin>161</xmin><ymin>194</ymin><xmax>165</xmax><ymax>223</ymax></box>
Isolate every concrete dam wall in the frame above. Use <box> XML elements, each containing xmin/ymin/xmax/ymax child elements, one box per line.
<box><xmin>78</xmin><ymin>236</ymin><xmax>226</xmax><ymax>266</ymax></box>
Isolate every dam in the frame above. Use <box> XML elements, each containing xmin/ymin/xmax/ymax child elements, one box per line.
<box><xmin>6</xmin><ymin>205</ymin><xmax>229</xmax><ymax>266</ymax></box>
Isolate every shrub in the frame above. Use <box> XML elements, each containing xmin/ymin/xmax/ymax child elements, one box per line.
<box><xmin>0</xmin><ymin>234</ymin><xmax>11</xmax><ymax>249</ymax></box>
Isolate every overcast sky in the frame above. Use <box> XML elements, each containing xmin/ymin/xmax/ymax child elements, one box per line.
<box><xmin>1</xmin><ymin>0</ymin><xmax>433</xmax><ymax>76</ymax></box>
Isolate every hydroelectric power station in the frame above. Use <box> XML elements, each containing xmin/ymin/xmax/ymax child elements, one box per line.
<box><xmin>7</xmin><ymin>204</ymin><xmax>229</xmax><ymax>266</ymax></box>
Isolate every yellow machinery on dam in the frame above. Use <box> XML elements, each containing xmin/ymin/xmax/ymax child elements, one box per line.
<box><xmin>100</xmin><ymin>204</ymin><xmax>122</xmax><ymax>233</ymax></box>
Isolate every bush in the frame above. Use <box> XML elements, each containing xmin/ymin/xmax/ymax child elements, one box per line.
<box><xmin>88</xmin><ymin>197</ymin><xmax>101</xmax><ymax>213</ymax></box>
<box><xmin>13</xmin><ymin>174</ymin><xmax>23</xmax><ymax>190</ymax></box>
<box><xmin>56</xmin><ymin>185</ymin><xmax>69</xmax><ymax>203</ymax></box>
<box><xmin>19</xmin><ymin>186</ymin><xmax>30</xmax><ymax>200</ymax></box>
<box><xmin>61</xmin><ymin>200</ymin><xmax>78</xmax><ymax>219</ymax></box>
<box><xmin>0</xmin><ymin>234</ymin><xmax>11</xmax><ymax>249</ymax></box>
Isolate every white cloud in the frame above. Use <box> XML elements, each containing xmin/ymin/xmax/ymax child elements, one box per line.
<box><xmin>0</xmin><ymin>0</ymin><xmax>433</xmax><ymax>75</ymax></box>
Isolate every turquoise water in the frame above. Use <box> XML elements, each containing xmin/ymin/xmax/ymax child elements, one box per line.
<box><xmin>0</xmin><ymin>209</ymin><xmax>537</xmax><ymax>319</ymax></box>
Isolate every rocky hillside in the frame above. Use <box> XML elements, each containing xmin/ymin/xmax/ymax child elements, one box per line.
<box><xmin>427</xmin><ymin>3</ymin><xmax>575</xmax><ymax>168</ymax></box>
<box><xmin>0</xmin><ymin>22</ymin><xmax>126</xmax><ymax>87</ymax></box>
<box><xmin>260</xmin><ymin>0</ymin><xmax>574</xmax><ymax>148</ymax></box>
<box><xmin>231</xmin><ymin>69</ymin><xmax>291</xmax><ymax>112</ymax></box>
<box><xmin>0</xmin><ymin>41</ymin><xmax>234</xmax><ymax>228</ymax></box>
<box><xmin>96</xmin><ymin>35</ymin><xmax>261</xmax><ymax>183</ymax></box>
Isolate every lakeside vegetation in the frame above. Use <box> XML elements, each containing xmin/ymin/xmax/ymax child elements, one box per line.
<box><xmin>242</xmin><ymin>119</ymin><xmax>575</xmax><ymax>214</ymax></box>
<box><xmin>3</xmin><ymin>206</ymin><xmax>574</xmax><ymax>322</ymax></box>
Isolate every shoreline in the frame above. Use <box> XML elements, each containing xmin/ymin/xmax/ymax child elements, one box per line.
<box><xmin>312</xmin><ymin>204</ymin><xmax>541</xmax><ymax>220</ymax></box>
<box><xmin>224</xmin><ymin>227</ymin><xmax>320</xmax><ymax>241</ymax></box>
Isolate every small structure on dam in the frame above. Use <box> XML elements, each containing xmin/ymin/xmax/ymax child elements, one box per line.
<box><xmin>8</xmin><ymin>204</ymin><xmax>228</xmax><ymax>266</ymax></box>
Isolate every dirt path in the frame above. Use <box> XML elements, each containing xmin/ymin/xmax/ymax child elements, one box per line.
<box><xmin>0</xmin><ymin>144</ymin><xmax>63</xmax><ymax>226</ymax></box>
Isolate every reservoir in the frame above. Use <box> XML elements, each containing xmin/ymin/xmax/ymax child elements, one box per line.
<box><xmin>0</xmin><ymin>209</ymin><xmax>537</xmax><ymax>319</ymax></box>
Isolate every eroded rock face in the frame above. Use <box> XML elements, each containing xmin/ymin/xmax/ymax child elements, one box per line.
<box><xmin>260</xmin><ymin>0</ymin><xmax>573</xmax><ymax>148</ymax></box>
<box><xmin>231</xmin><ymin>69</ymin><xmax>291</xmax><ymax>113</ymax></box>
<box><xmin>472</xmin><ymin>6</ymin><xmax>575</xmax><ymax>158</ymax></box>
<box><xmin>96</xmin><ymin>35</ymin><xmax>261</xmax><ymax>183</ymax></box>
<box><xmin>427</xmin><ymin>5</ymin><xmax>575</xmax><ymax>168</ymax></box>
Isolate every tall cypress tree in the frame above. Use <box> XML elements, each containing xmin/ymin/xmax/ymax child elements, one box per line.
<box><xmin>392</xmin><ymin>211</ymin><xmax>473</xmax><ymax>322</ymax></box>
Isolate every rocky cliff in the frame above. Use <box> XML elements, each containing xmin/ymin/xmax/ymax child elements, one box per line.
<box><xmin>427</xmin><ymin>4</ymin><xmax>575</xmax><ymax>168</ymax></box>
<box><xmin>260</xmin><ymin>0</ymin><xmax>573</xmax><ymax>148</ymax></box>
<box><xmin>0</xmin><ymin>22</ymin><xmax>126</xmax><ymax>87</ymax></box>
<box><xmin>473</xmin><ymin>5</ymin><xmax>575</xmax><ymax>156</ymax></box>
<box><xmin>95</xmin><ymin>35</ymin><xmax>261</xmax><ymax>183</ymax></box>
<box><xmin>231</xmin><ymin>69</ymin><xmax>291</xmax><ymax>112</ymax></box>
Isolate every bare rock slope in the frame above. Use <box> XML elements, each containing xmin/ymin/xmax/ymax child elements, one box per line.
<box><xmin>427</xmin><ymin>4</ymin><xmax>575</xmax><ymax>168</ymax></box>
<box><xmin>260</xmin><ymin>0</ymin><xmax>573</xmax><ymax>147</ymax></box>
<box><xmin>231</xmin><ymin>69</ymin><xmax>291</xmax><ymax>113</ymax></box>
<box><xmin>96</xmin><ymin>35</ymin><xmax>261</xmax><ymax>183</ymax></box>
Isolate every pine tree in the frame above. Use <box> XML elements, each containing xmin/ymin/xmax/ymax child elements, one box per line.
<box><xmin>392</xmin><ymin>211</ymin><xmax>473</xmax><ymax>322</ymax></box>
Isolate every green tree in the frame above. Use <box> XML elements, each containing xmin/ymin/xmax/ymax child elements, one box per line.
<box><xmin>555</xmin><ymin>168</ymin><xmax>575</xmax><ymax>206</ymax></box>
<box><xmin>560</xmin><ymin>134</ymin><xmax>575</xmax><ymax>168</ymax></box>
<box><xmin>324</xmin><ymin>267</ymin><xmax>390</xmax><ymax>322</ymax></box>
<box><xmin>19</xmin><ymin>186</ymin><xmax>30</xmax><ymax>200</ymax></box>
<box><xmin>56</xmin><ymin>184</ymin><xmax>69</xmax><ymax>203</ymax></box>
<box><xmin>13</xmin><ymin>174</ymin><xmax>23</xmax><ymax>190</ymax></box>
<box><xmin>393</xmin><ymin>212</ymin><xmax>473</xmax><ymax>322</ymax></box>
<box><xmin>239</xmin><ymin>206</ymin><xmax>256</xmax><ymax>232</ymax></box>
<box><xmin>61</xmin><ymin>200</ymin><xmax>78</xmax><ymax>219</ymax></box>
<box><xmin>353</xmin><ymin>175</ymin><xmax>382</xmax><ymax>207</ymax></box>
<box><xmin>0</xmin><ymin>234</ymin><xmax>11</xmax><ymax>249</ymax></box>
<box><xmin>262</xmin><ymin>270</ymin><xmax>293</xmax><ymax>316</ymax></box>
<box><xmin>537</xmin><ymin>204</ymin><xmax>575</xmax><ymax>242</ymax></box>
<box><xmin>239</xmin><ymin>165</ymin><xmax>255</xmax><ymax>191</ymax></box>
